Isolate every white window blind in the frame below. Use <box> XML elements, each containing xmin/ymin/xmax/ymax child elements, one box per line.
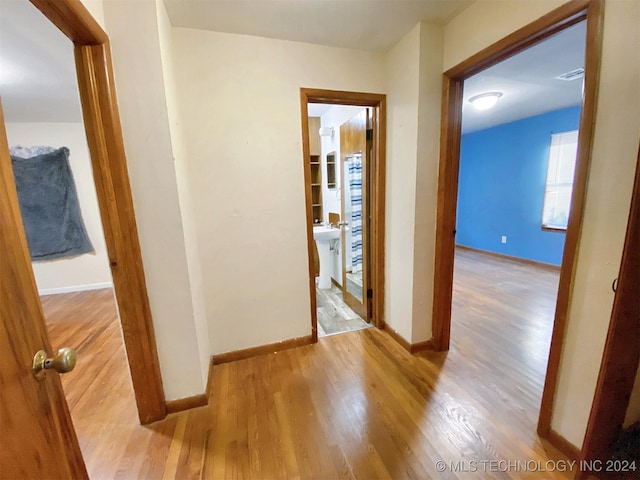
<box><xmin>542</xmin><ymin>130</ymin><xmax>579</xmax><ymax>230</ymax></box>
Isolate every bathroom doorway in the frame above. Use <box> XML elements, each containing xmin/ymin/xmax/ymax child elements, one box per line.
<box><xmin>300</xmin><ymin>89</ymin><xmax>386</xmax><ymax>341</ymax></box>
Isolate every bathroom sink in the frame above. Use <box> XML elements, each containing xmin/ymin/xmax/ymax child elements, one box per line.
<box><xmin>312</xmin><ymin>225</ymin><xmax>340</xmax><ymax>289</ymax></box>
<box><xmin>313</xmin><ymin>225</ymin><xmax>340</xmax><ymax>242</ymax></box>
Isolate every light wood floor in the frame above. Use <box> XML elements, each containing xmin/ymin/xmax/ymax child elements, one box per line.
<box><xmin>42</xmin><ymin>250</ymin><xmax>575</xmax><ymax>479</ymax></box>
<box><xmin>316</xmin><ymin>284</ymin><xmax>370</xmax><ymax>337</ymax></box>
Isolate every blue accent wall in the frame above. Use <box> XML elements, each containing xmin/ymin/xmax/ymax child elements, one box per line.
<box><xmin>456</xmin><ymin>106</ymin><xmax>581</xmax><ymax>266</ymax></box>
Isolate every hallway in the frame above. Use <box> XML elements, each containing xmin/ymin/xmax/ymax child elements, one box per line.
<box><xmin>45</xmin><ymin>250</ymin><xmax>571</xmax><ymax>479</ymax></box>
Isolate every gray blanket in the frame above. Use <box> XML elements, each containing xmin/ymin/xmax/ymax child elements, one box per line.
<box><xmin>11</xmin><ymin>147</ymin><xmax>94</xmax><ymax>261</ymax></box>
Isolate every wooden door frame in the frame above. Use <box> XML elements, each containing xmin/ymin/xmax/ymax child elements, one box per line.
<box><xmin>339</xmin><ymin>110</ymin><xmax>368</xmax><ymax>321</ymax></box>
<box><xmin>430</xmin><ymin>0</ymin><xmax>604</xmax><ymax>448</ymax></box>
<box><xmin>300</xmin><ymin>89</ymin><xmax>386</xmax><ymax>341</ymax></box>
<box><xmin>577</xmin><ymin>145</ymin><xmax>640</xmax><ymax>477</ymax></box>
<box><xmin>27</xmin><ymin>0</ymin><xmax>166</xmax><ymax>424</ymax></box>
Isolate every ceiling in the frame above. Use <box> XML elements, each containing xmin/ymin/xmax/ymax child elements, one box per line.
<box><xmin>0</xmin><ymin>0</ymin><xmax>585</xmax><ymax>135</ymax></box>
<box><xmin>462</xmin><ymin>21</ymin><xmax>586</xmax><ymax>133</ymax></box>
<box><xmin>0</xmin><ymin>0</ymin><xmax>81</xmax><ymax>123</ymax></box>
<box><xmin>163</xmin><ymin>0</ymin><xmax>475</xmax><ymax>53</ymax></box>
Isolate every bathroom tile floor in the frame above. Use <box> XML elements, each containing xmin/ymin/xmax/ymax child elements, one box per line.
<box><xmin>316</xmin><ymin>283</ymin><xmax>371</xmax><ymax>337</ymax></box>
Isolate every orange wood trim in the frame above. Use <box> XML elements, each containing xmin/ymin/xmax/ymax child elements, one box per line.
<box><xmin>373</xmin><ymin>98</ymin><xmax>387</xmax><ymax>329</ymax></box>
<box><xmin>212</xmin><ymin>335</ymin><xmax>314</xmax><ymax>365</ymax></box>
<box><xmin>74</xmin><ymin>43</ymin><xmax>166</xmax><ymax>425</ymax></box>
<box><xmin>300</xmin><ymin>90</ymin><xmax>319</xmax><ymax>343</ymax></box>
<box><xmin>410</xmin><ymin>339</ymin><xmax>435</xmax><ymax>354</ymax></box>
<box><xmin>165</xmin><ymin>394</ymin><xmax>208</xmax><ymax>414</ymax></box>
<box><xmin>445</xmin><ymin>0</ymin><xmax>589</xmax><ymax>79</ymax></box>
<box><xmin>456</xmin><ymin>245</ymin><xmax>561</xmax><ymax>271</ymax></box>
<box><xmin>331</xmin><ymin>277</ymin><xmax>342</xmax><ymax>290</ymax></box>
<box><xmin>30</xmin><ymin>0</ymin><xmax>167</xmax><ymax>426</ymax></box>
<box><xmin>547</xmin><ymin>429</ymin><xmax>581</xmax><ymax>460</ymax></box>
<box><xmin>302</xmin><ymin>88</ymin><xmax>386</xmax><ymax>107</ymax></box>
<box><xmin>432</xmin><ymin>74</ymin><xmax>463</xmax><ymax>352</ymax></box>
<box><xmin>383</xmin><ymin>324</ymin><xmax>411</xmax><ymax>351</ymax></box>
<box><xmin>300</xmin><ymin>89</ymin><xmax>387</xmax><ymax>331</ymax></box>
<box><xmin>538</xmin><ymin>0</ymin><xmax>604</xmax><ymax>438</ymax></box>
<box><xmin>382</xmin><ymin>325</ymin><xmax>434</xmax><ymax>354</ymax></box>
<box><xmin>1</xmin><ymin>102</ymin><xmax>90</xmax><ymax>480</ymax></box>
<box><xmin>29</xmin><ymin>0</ymin><xmax>108</xmax><ymax>45</ymax></box>
<box><xmin>578</xmin><ymin>144</ymin><xmax>640</xmax><ymax>473</ymax></box>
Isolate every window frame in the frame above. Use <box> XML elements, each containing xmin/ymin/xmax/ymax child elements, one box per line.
<box><xmin>541</xmin><ymin>129</ymin><xmax>579</xmax><ymax>232</ymax></box>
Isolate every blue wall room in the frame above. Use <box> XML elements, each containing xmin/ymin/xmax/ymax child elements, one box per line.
<box><xmin>456</xmin><ymin>105</ymin><xmax>581</xmax><ymax>266</ymax></box>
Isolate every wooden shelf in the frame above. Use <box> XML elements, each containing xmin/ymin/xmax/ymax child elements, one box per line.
<box><xmin>326</xmin><ymin>152</ymin><xmax>336</xmax><ymax>190</ymax></box>
<box><xmin>309</xmin><ymin>120</ymin><xmax>323</xmax><ymax>224</ymax></box>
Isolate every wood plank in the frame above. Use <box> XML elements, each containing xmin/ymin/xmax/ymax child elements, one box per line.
<box><xmin>40</xmin><ymin>255</ymin><xmax>576</xmax><ymax>478</ymax></box>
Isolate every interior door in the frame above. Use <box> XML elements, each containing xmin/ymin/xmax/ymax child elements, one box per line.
<box><xmin>0</xmin><ymin>103</ymin><xmax>88</xmax><ymax>478</ymax></box>
<box><xmin>340</xmin><ymin>109</ymin><xmax>370</xmax><ymax>321</ymax></box>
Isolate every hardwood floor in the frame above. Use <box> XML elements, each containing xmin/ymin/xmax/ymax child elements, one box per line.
<box><xmin>316</xmin><ymin>284</ymin><xmax>370</xmax><ymax>337</ymax></box>
<box><xmin>41</xmin><ymin>251</ymin><xmax>577</xmax><ymax>479</ymax></box>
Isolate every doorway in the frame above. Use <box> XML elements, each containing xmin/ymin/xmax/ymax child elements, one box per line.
<box><xmin>307</xmin><ymin>104</ymin><xmax>372</xmax><ymax>337</ymax></box>
<box><xmin>300</xmin><ymin>89</ymin><xmax>386</xmax><ymax>342</ymax></box>
<box><xmin>1</xmin><ymin>0</ymin><xmax>164</xmax><ymax>429</ymax></box>
<box><xmin>450</xmin><ymin>17</ymin><xmax>586</xmax><ymax>444</ymax></box>
<box><xmin>0</xmin><ymin>0</ymin><xmax>144</xmax><ymax>470</ymax></box>
<box><xmin>431</xmin><ymin>0</ymin><xmax>603</xmax><ymax>454</ymax></box>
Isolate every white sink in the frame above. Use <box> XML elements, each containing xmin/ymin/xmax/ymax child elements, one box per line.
<box><xmin>313</xmin><ymin>225</ymin><xmax>340</xmax><ymax>243</ymax></box>
<box><xmin>313</xmin><ymin>225</ymin><xmax>340</xmax><ymax>289</ymax></box>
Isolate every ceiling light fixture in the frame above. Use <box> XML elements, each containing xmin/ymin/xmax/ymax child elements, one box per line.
<box><xmin>469</xmin><ymin>92</ymin><xmax>503</xmax><ymax>110</ymax></box>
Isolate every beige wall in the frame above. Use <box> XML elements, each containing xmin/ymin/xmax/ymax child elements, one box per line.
<box><xmin>443</xmin><ymin>0</ymin><xmax>640</xmax><ymax>447</ymax></box>
<box><xmin>169</xmin><ymin>27</ymin><xmax>386</xmax><ymax>355</ymax></box>
<box><xmin>384</xmin><ymin>22</ymin><xmax>444</xmax><ymax>344</ymax></box>
<box><xmin>411</xmin><ymin>22</ymin><xmax>444</xmax><ymax>343</ymax></box>
<box><xmin>156</xmin><ymin>0</ymin><xmax>211</xmax><ymax>391</ymax></box>
<box><xmin>6</xmin><ymin>122</ymin><xmax>112</xmax><ymax>294</ymax></box>
<box><xmin>553</xmin><ymin>0</ymin><xmax>640</xmax><ymax>446</ymax></box>
<box><xmin>384</xmin><ymin>25</ymin><xmax>421</xmax><ymax>341</ymax></box>
<box><xmin>103</xmin><ymin>0</ymin><xmax>207</xmax><ymax>401</ymax></box>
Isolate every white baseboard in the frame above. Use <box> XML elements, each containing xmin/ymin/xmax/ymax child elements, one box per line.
<box><xmin>39</xmin><ymin>282</ymin><xmax>113</xmax><ymax>296</ymax></box>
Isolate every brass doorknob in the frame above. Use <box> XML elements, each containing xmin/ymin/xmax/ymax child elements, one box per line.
<box><xmin>33</xmin><ymin>347</ymin><xmax>77</xmax><ymax>378</ymax></box>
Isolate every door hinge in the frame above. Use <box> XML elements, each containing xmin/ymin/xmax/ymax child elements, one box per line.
<box><xmin>367</xmin><ymin>288</ymin><xmax>373</xmax><ymax>299</ymax></box>
<box><xmin>366</xmin><ymin>129</ymin><xmax>373</xmax><ymax>141</ymax></box>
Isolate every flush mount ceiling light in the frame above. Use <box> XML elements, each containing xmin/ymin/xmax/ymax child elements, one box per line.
<box><xmin>469</xmin><ymin>92</ymin><xmax>503</xmax><ymax>110</ymax></box>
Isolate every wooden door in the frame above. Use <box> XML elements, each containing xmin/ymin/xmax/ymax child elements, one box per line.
<box><xmin>0</xmin><ymin>104</ymin><xmax>88</xmax><ymax>478</ymax></box>
<box><xmin>340</xmin><ymin>109</ymin><xmax>370</xmax><ymax>321</ymax></box>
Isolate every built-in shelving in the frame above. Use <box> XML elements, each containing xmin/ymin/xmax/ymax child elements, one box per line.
<box><xmin>326</xmin><ymin>151</ymin><xmax>336</xmax><ymax>189</ymax></box>
<box><xmin>308</xmin><ymin>117</ymin><xmax>323</xmax><ymax>224</ymax></box>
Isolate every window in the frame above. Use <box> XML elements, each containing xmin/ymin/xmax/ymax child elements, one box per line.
<box><xmin>542</xmin><ymin>130</ymin><xmax>579</xmax><ymax>230</ymax></box>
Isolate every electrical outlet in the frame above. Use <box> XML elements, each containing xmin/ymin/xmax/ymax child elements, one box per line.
<box><xmin>501</xmin><ymin>236</ymin><xmax>507</xmax><ymax>244</ymax></box>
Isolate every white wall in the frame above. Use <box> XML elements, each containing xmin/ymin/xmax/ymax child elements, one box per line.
<box><xmin>103</xmin><ymin>0</ymin><xmax>207</xmax><ymax>401</ymax></box>
<box><xmin>444</xmin><ymin>0</ymin><xmax>640</xmax><ymax>448</ymax></box>
<box><xmin>156</xmin><ymin>0</ymin><xmax>211</xmax><ymax>392</ymax></box>
<box><xmin>6</xmin><ymin>122</ymin><xmax>112</xmax><ymax>294</ymax></box>
<box><xmin>170</xmin><ymin>28</ymin><xmax>386</xmax><ymax>355</ymax></box>
<box><xmin>411</xmin><ymin>23</ymin><xmax>444</xmax><ymax>343</ymax></box>
<box><xmin>384</xmin><ymin>25</ymin><xmax>421</xmax><ymax>341</ymax></box>
<box><xmin>319</xmin><ymin>105</ymin><xmax>367</xmax><ymax>284</ymax></box>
